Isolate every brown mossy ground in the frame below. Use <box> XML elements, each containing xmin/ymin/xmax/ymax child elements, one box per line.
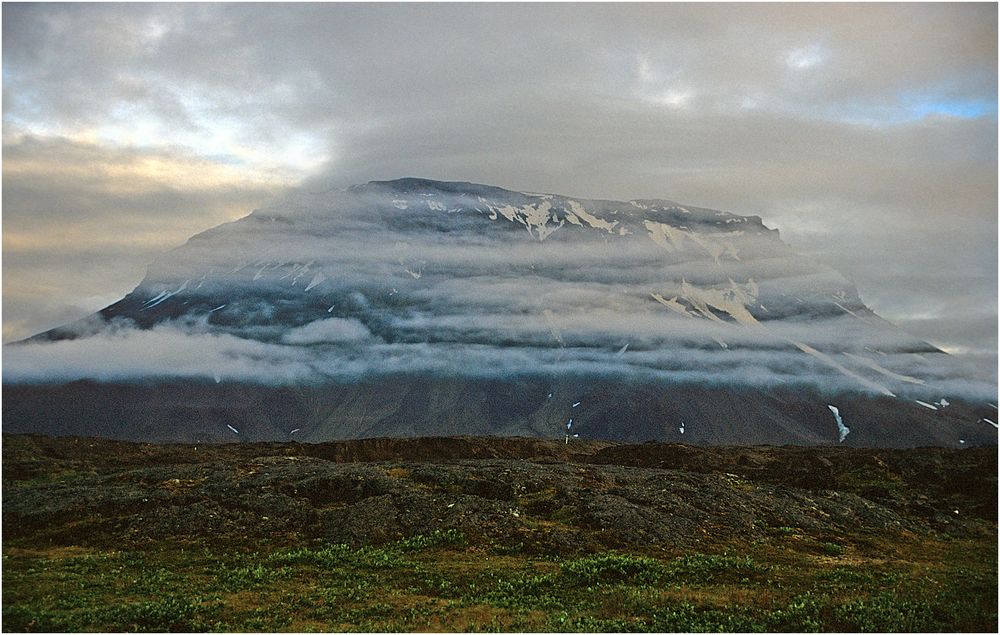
<box><xmin>2</xmin><ymin>434</ymin><xmax>996</xmax><ymax>632</ymax></box>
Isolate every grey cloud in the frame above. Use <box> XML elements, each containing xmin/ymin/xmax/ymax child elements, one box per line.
<box><xmin>282</xmin><ymin>318</ymin><xmax>372</xmax><ymax>345</ymax></box>
<box><xmin>2</xmin><ymin>134</ymin><xmax>286</xmax><ymax>341</ymax></box>
<box><xmin>4</xmin><ymin>4</ymin><xmax>994</xmax><ymax>127</ymax></box>
<box><xmin>2</xmin><ymin>3</ymin><xmax>995</xmax><ymax>365</ymax></box>
<box><xmin>3</xmin><ymin>323</ymin><xmax>317</xmax><ymax>384</ymax></box>
<box><xmin>5</xmin><ymin>322</ymin><xmax>994</xmax><ymax>403</ymax></box>
<box><xmin>2</xmin><ymin>135</ymin><xmax>281</xmax><ymax>230</ymax></box>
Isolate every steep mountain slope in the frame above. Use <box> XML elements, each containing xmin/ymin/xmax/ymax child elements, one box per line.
<box><xmin>4</xmin><ymin>178</ymin><xmax>996</xmax><ymax>445</ymax></box>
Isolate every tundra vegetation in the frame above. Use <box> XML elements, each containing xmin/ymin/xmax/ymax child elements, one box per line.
<box><xmin>2</xmin><ymin>434</ymin><xmax>996</xmax><ymax>632</ymax></box>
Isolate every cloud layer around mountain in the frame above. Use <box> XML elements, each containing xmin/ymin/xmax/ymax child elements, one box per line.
<box><xmin>4</xmin><ymin>185</ymin><xmax>995</xmax><ymax>403</ymax></box>
<box><xmin>2</xmin><ymin>3</ymin><xmax>996</xmax><ymax>377</ymax></box>
<box><xmin>5</xmin><ymin>319</ymin><xmax>994</xmax><ymax>403</ymax></box>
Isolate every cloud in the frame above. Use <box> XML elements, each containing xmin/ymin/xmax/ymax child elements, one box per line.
<box><xmin>1</xmin><ymin>2</ymin><xmax>995</xmax><ymax>365</ymax></box>
<box><xmin>4</xmin><ymin>321</ymin><xmax>995</xmax><ymax>402</ymax></box>
<box><xmin>282</xmin><ymin>318</ymin><xmax>372</xmax><ymax>345</ymax></box>
<box><xmin>2</xmin><ymin>323</ymin><xmax>316</xmax><ymax>384</ymax></box>
<box><xmin>1</xmin><ymin>134</ymin><xmax>288</xmax><ymax>341</ymax></box>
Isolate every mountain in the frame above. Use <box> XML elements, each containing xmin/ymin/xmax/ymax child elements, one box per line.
<box><xmin>4</xmin><ymin>178</ymin><xmax>996</xmax><ymax>446</ymax></box>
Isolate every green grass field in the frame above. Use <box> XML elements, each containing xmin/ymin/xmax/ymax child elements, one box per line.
<box><xmin>4</xmin><ymin>528</ymin><xmax>995</xmax><ymax>632</ymax></box>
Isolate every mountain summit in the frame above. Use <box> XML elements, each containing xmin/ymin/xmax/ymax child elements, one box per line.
<box><xmin>4</xmin><ymin>179</ymin><xmax>996</xmax><ymax>446</ymax></box>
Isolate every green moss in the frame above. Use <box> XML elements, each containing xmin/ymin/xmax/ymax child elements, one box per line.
<box><xmin>819</xmin><ymin>541</ymin><xmax>846</xmax><ymax>556</ymax></box>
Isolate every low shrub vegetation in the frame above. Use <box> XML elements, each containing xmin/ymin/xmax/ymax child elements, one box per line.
<box><xmin>3</xmin><ymin>437</ymin><xmax>995</xmax><ymax>632</ymax></box>
<box><xmin>5</xmin><ymin>534</ymin><xmax>994</xmax><ymax>632</ymax></box>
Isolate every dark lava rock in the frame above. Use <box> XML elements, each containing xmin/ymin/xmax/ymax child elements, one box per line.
<box><xmin>2</xmin><ymin>434</ymin><xmax>995</xmax><ymax>553</ymax></box>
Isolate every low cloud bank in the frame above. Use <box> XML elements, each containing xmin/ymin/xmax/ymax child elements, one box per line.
<box><xmin>4</xmin><ymin>319</ymin><xmax>995</xmax><ymax>403</ymax></box>
<box><xmin>4</xmin><ymin>324</ymin><xmax>315</xmax><ymax>384</ymax></box>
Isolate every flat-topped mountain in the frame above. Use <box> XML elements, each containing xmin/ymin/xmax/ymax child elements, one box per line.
<box><xmin>4</xmin><ymin>179</ymin><xmax>996</xmax><ymax>446</ymax></box>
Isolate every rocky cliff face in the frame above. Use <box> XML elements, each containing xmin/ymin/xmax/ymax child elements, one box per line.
<box><xmin>5</xmin><ymin>178</ymin><xmax>996</xmax><ymax>446</ymax></box>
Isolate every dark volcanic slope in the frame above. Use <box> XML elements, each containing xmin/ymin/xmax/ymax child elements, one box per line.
<box><xmin>4</xmin><ymin>178</ymin><xmax>996</xmax><ymax>446</ymax></box>
<box><xmin>3</xmin><ymin>434</ymin><xmax>995</xmax><ymax>552</ymax></box>
<box><xmin>3</xmin><ymin>378</ymin><xmax>997</xmax><ymax>447</ymax></box>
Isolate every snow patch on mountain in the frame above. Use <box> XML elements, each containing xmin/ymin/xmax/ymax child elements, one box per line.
<box><xmin>304</xmin><ymin>273</ymin><xmax>328</xmax><ymax>292</ymax></box>
<box><xmin>828</xmin><ymin>405</ymin><xmax>850</xmax><ymax>442</ymax></box>
<box><xmin>566</xmin><ymin>200</ymin><xmax>617</xmax><ymax>233</ymax></box>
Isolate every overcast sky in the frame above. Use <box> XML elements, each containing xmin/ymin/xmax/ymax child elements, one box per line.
<box><xmin>3</xmin><ymin>3</ymin><xmax>997</xmax><ymax>368</ymax></box>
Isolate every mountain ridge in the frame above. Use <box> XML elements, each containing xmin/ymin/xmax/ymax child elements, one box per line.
<box><xmin>4</xmin><ymin>178</ymin><xmax>994</xmax><ymax>446</ymax></box>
